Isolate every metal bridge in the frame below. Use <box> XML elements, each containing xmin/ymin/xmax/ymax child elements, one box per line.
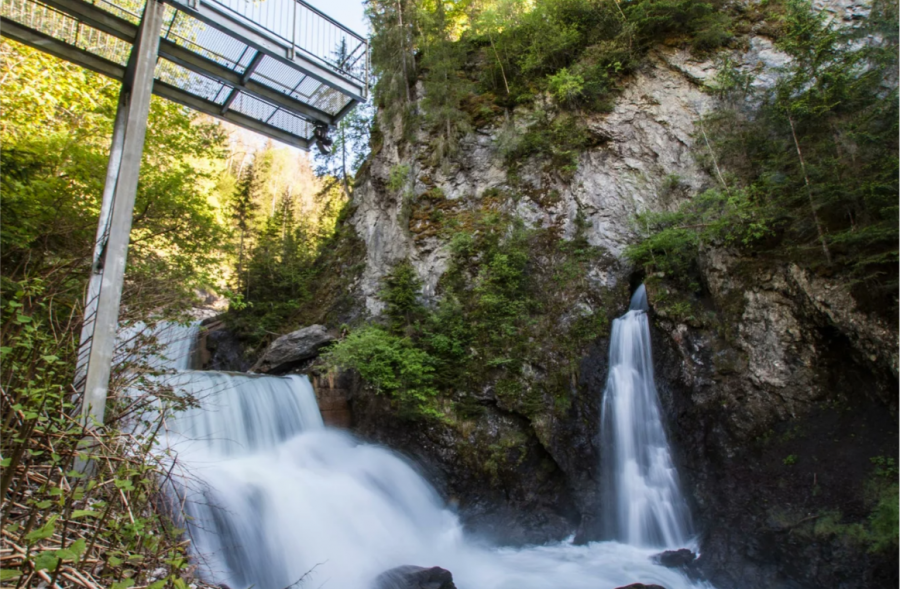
<box><xmin>1</xmin><ymin>0</ymin><xmax>368</xmax><ymax>148</ymax></box>
<box><xmin>0</xmin><ymin>0</ymin><xmax>369</xmax><ymax>439</ymax></box>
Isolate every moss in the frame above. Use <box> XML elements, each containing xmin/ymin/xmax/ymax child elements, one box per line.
<box><xmin>483</xmin><ymin>430</ymin><xmax>530</xmax><ymax>487</ymax></box>
<box><xmin>504</xmin><ymin>113</ymin><xmax>601</xmax><ymax>181</ymax></box>
<box><xmin>789</xmin><ymin>481</ymin><xmax>899</xmax><ymax>553</ymax></box>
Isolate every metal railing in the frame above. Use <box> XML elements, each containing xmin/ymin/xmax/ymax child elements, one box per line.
<box><xmin>203</xmin><ymin>0</ymin><xmax>368</xmax><ymax>89</ymax></box>
<box><xmin>1</xmin><ymin>0</ymin><xmax>369</xmax><ymax>145</ymax></box>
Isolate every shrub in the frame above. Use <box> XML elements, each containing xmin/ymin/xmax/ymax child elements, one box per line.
<box><xmin>381</xmin><ymin>260</ymin><xmax>424</xmax><ymax>332</ymax></box>
<box><xmin>323</xmin><ymin>326</ymin><xmax>440</xmax><ymax>419</ymax></box>
<box><xmin>868</xmin><ymin>484</ymin><xmax>899</xmax><ymax>552</ymax></box>
<box><xmin>388</xmin><ymin>163</ymin><xmax>410</xmax><ymax>192</ymax></box>
<box><xmin>547</xmin><ymin>68</ymin><xmax>585</xmax><ymax>105</ymax></box>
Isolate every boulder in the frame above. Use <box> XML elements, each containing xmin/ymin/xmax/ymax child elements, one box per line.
<box><xmin>651</xmin><ymin>549</ymin><xmax>697</xmax><ymax>569</ymax></box>
<box><xmin>373</xmin><ymin>566</ymin><xmax>456</xmax><ymax>589</ymax></box>
<box><xmin>252</xmin><ymin>325</ymin><xmax>334</xmax><ymax>374</ymax></box>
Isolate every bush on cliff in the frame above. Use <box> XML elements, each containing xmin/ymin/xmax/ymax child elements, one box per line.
<box><xmin>628</xmin><ymin>0</ymin><xmax>898</xmax><ymax>315</ymax></box>
<box><xmin>327</xmin><ymin>210</ymin><xmax>610</xmax><ymax>421</ymax></box>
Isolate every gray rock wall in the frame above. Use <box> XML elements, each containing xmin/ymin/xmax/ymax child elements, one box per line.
<box><xmin>339</xmin><ymin>2</ymin><xmax>897</xmax><ymax>586</ymax></box>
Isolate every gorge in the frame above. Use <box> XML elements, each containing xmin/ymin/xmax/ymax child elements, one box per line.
<box><xmin>151</xmin><ymin>311</ymin><xmax>708</xmax><ymax>589</ymax></box>
<box><xmin>1</xmin><ymin>0</ymin><xmax>896</xmax><ymax>586</ymax></box>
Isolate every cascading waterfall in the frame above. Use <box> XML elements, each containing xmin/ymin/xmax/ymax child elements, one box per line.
<box><xmin>600</xmin><ymin>285</ymin><xmax>693</xmax><ymax>547</ymax></box>
<box><xmin>144</xmin><ymin>312</ymin><xmax>709</xmax><ymax>589</ymax></box>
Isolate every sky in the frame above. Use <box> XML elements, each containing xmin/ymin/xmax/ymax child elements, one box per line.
<box><xmin>305</xmin><ymin>0</ymin><xmax>368</xmax><ymax>36</ymax></box>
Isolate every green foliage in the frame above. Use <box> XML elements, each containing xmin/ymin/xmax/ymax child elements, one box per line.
<box><xmin>0</xmin><ymin>41</ymin><xmax>229</xmax><ymax>315</ymax></box>
<box><xmin>809</xmin><ymin>482</ymin><xmax>899</xmax><ymax>553</ymax></box>
<box><xmin>323</xmin><ymin>326</ymin><xmax>440</xmax><ymax>418</ymax></box>
<box><xmin>367</xmin><ymin>0</ymin><xmax>737</xmax><ymax>164</ymax></box>
<box><xmin>225</xmin><ymin>146</ymin><xmax>349</xmax><ymax>346</ymax></box>
<box><xmin>783</xmin><ymin>454</ymin><xmax>798</xmax><ymax>466</ymax></box>
<box><xmin>547</xmin><ymin>68</ymin><xmax>585</xmax><ymax>105</ymax></box>
<box><xmin>625</xmin><ymin>0</ymin><xmax>733</xmax><ymax>52</ymax></box>
<box><xmin>382</xmin><ymin>261</ymin><xmax>425</xmax><ymax>332</ymax></box>
<box><xmin>870</xmin><ymin>456</ymin><xmax>898</xmax><ymax>479</ymax></box>
<box><xmin>629</xmin><ymin>0</ymin><xmax>898</xmax><ymax>315</ymax></box>
<box><xmin>329</xmin><ymin>209</ymin><xmax>609</xmax><ymax>421</ymax></box>
<box><xmin>388</xmin><ymin>163</ymin><xmax>411</xmax><ymax>192</ymax></box>
<box><xmin>867</xmin><ymin>484</ymin><xmax>899</xmax><ymax>552</ymax></box>
<box><xmin>505</xmin><ymin>112</ymin><xmax>595</xmax><ymax>178</ymax></box>
<box><xmin>627</xmin><ymin>187</ymin><xmax>769</xmax><ymax>290</ymax></box>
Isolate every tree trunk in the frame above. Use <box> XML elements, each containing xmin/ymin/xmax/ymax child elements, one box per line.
<box><xmin>397</xmin><ymin>0</ymin><xmax>411</xmax><ymax>104</ymax></box>
<box><xmin>789</xmin><ymin>115</ymin><xmax>833</xmax><ymax>266</ymax></box>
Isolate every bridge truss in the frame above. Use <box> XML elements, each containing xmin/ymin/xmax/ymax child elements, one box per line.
<box><xmin>0</xmin><ymin>0</ymin><xmax>369</xmax><ymax>436</ymax></box>
<box><xmin>1</xmin><ymin>0</ymin><xmax>368</xmax><ymax>148</ymax></box>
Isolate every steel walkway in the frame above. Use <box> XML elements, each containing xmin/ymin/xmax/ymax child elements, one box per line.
<box><xmin>0</xmin><ymin>0</ymin><xmax>370</xmax><ymax>440</ymax></box>
<box><xmin>1</xmin><ymin>0</ymin><xmax>369</xmax><ymax>148</ymax></box>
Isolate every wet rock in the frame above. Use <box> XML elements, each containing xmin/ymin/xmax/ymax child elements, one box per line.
<box><xmin>614</xmin><ymin>584</ymin><xmax>667</xmax><ymax>589</ymax></box>
<box><xmin>252</xmin><ymin>325</ymin><xmax>334</xmax><ymax>374</ymax></box>
<box><xmin>373</xmin><ymin>565</ymin><xmax>456</xmax><ymax>589</ymax></box>
<box><xmin>199</xmin><ymin>319</ymin><xmax>252</xmax><ymax>372</ymax></box>
<box><xmin>651</xmin><ymin>548</ymin><xmax>697</xmax><ymax>568</ymax></box>
<box><xmin>351</xmin><ymin>385</ymin><xmax>581</xmax><ymax>545</ymax></box>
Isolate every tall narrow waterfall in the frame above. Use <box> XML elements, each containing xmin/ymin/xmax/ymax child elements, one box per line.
<box><xmin>146</xmin><ymin>320</ymin><xmax>710</xmax><ymax>589</ymax></box>
<box><xmin>600</xmin><ymin>285</ymin><xmax>693</xmax><ymax>547</ymax></box>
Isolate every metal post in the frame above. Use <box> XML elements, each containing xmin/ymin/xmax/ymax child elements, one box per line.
<box><xmin>79</xmin><ymin>0</ymin><xmax>165</xmax><ymax>430</ymax></box>
<box><xmin>289</xmin><ymin>0</ymin><xmax>296</xmax><ymax>60</ymax></box>
<box><xmin>75</xmin><ymin>90</ymin><xmax>129</xmax><ymax>388</ymax></box>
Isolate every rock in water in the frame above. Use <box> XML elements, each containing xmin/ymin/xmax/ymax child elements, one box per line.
<box><xmin>614</xmin><ymin>584</ymin><xmax>667</xmax><ymax>589</ymax></box>
<box><xmin>651</xmin><ymin>548</ymin><xmax>697</xmax><ymax>568</ymax></box>
<box><xmin>252</xmin><ymin>325</ymin><xmax>334</xmax><ymax>374</ymax></box>
<box><xmin>373</xmin><ymin>565</ymin><xmax>456</xmax><ymax>589</ymax></box>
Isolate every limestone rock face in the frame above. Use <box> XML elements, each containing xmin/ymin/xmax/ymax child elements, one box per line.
<box><xmin>252</xmin><ymin>325</ymin><xmax>334</xmax><ymax>374</ymax></box>
<box><xmin>648</xmin><ymin>250</ymin><xmax>897</xmax><ymax>589</ymax></box>
<box><xmin>349</xmin><ymin>47</ymin><xmax>722</xmax><ymax>315</ymax></box>
<box><xmin>338</xmin><ymin>3</ymin><xmax>897</xmax><ymax>587</ymax></box>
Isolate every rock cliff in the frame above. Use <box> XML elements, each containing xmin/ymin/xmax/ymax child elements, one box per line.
<box><xmin>305</xmin><ymin>2</ymin><xmax>897</xmax><ymax>587</ymax></box>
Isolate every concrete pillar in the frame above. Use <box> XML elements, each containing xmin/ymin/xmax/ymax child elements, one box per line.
<box><xmin>79</xmin><ymin>0</ymin><xmax>165</xmax><ymax>429</ymax></box>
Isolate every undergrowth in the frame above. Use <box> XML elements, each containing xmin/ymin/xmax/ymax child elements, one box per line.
<box><xmin>325</xmin><ymin>208</ymin><xmax>613</xmax><ymax>421</ymax></box>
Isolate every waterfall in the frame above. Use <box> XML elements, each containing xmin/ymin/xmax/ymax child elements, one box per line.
<box><xmin>600</xmin><ymin>285</ymin><xmax>693</xmax><ymax>547</ymax></box>
<box><xmin>144</xmin><ymin>318</ymin><xmax>710</xmax><ymax>589</ymax></box>
<box><xmin>116</xmin><ymin>320</ymin><xmax>201</xmax><ymax>371</ymax></box>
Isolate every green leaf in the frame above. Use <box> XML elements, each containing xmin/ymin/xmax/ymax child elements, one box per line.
<box><xmin>108</xmin><ymin>555</ymin><xmax>124</xmax><ymax>566</ymax></box>
<box><xmin>33</xmin><ymin>551</ymin><xmax>60</xmax><ymax>571</ymax></box>
<box><xmin>71</xmin><ymin>509</ymin><xmax>99</xmax><ymax>519</ymax></box>
<box><xmin>0</xmin><ymin>570</ymin><xmax>22</xmax><ymax>580</ymax></box>
<box><xmin>114</xmin><ymin>479</ymin><xmax>134</xmax><ymax>491</ymax></box>
<box><xmin>55</xmin><ymin>547</ymin><xmax>78</xmax><ymax>561</ymax></box>
<box><xmin>148</xmin><ymin>580</ymin><xmax>167</xmax><ymax>589</ymax></box>
<box><xmin>111</xmin><ymin>580</ymin><xmax>135</xmax><ymax>589</ymax></box>
<box><xmin>68</xmin><ymin>538</ymin><xmax>87</xmax><ymax>557</ymax></box>
<box><xmin>25</xmin><ymin>515</ymin><xmax>58</xmax><ymax>542</ymax></box>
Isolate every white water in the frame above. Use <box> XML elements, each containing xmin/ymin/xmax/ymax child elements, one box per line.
<box><xmin>600</xmin><ymin>285</ymin><xmax>693</xmax><ymax>548</ymax></box>
<box><xmin>116</xmin><ymin>321</ymin><xmax>201</xmax><ymax>371</ymax></box>
<box><xmin>146</xmin><ymin>310</ymin><xmax>709</xmax><ymax>589</ymax></box>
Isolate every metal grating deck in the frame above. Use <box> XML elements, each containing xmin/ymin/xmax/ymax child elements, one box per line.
<box><xmin>1</xmin><ymin>0</ymin><xmax>368</xmax><ymax>149</ymax></box>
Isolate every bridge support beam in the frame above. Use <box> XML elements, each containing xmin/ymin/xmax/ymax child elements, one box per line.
<box><xmin>77</xmin><ymin>0</ymin><xmax>165</xmax><ymax>432</ymax></box>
